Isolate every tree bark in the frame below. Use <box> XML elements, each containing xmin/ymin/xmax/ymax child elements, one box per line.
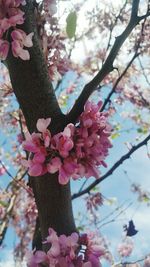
<box><xmin>6</xmin><ymin>0</ymin><xmax>76</xmax><ymax>246</ymax></box>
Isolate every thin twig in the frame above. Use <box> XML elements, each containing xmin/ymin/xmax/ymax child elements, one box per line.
<box><xmin>67</xmin><ymin>0</ymin><xmax>150</xmax><ymax>123</ymax></box>
<box><xmin>105</xmin><ymin>0</ymin><xmax>128</xmax><ymax>55</ymax></box>
<box><xmin>0</xmin><ymin>194</ymin><xmax>17</xmax><ymax>246</ymax></box>
<box><xmin>99</xmin><ymin>202</ymin><xmax>133</xmax><ymax>228</ymax></box>
<box><xmin>138</xmin><ymin>56</ymin><xmax>150</xmax><ymax>86</ymax></box>
<box><xmin>101</xmin><ymin>52</ymin><xmax>139</xmax><ymax>111</ymax></box>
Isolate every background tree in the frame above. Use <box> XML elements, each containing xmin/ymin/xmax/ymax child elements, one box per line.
<box><xmin>0</xmin><ymin>0</ymin><xmax>150</xmax><ymax>266</ymax></box>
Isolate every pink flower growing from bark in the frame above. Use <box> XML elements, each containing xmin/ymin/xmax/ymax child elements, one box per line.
<box><xmin>0</xmin><ymin>0</ymin><xmax>34</xmax><ymax>60</ymax></box>
<box><xmin>11</xmin><ymin>29</ymin><xmax>34</xmax><ymax>60</ymax></box>
<box><xmin>47</xmin><ymin>157</ymin><xmax>62</xmax><ymax>174</ymax></box>
<box><xmin>36</xmin><ymin>118</ymin><xmax>51</xmax><ymax>133</ymax></box>
<box><xmin>83</xmin><ymin>262</ymin><xmax>92</xmax><ymax>267</ymax></box>
<box><xmin>22</xmin><ymin>101</ymin><xmax>112</xmax><ymax>183</ymax></box>
<box><xmin>45</xmin><ymin>227</ymin><xmax>59</xmax><ymax>244</ymax></box>
<box><xmin>58</xmin><ymin>157</ymin><xmax>78</xmax><ymax>184</ymax></box>
<box><xmin>0</xmin><ymin>39</ymin><xmax>9</xmax><ymax>60</ymax></box>
<box><xmin>27</xmin><ymin>228</ymin><xmax>111</xmax><ymax>267</ymax></box>
<box><xmin>51</xmin><ymin>124</ymin><xmax>75</xmax><ymax>159</ymax></box>
<box><xmin>22</xmin><ymin>132</ymin><xmax>41</xmax><ymax>153</ymax></box>
<box><xmin>59</xmin><ymin>232</ymin><xmax>79</xmax><ymax>260</ymax></box>
<box><xmin>52</xmin><ymin>132</ymin><xmax>74</xmax><ymax>158</ymax></box>
<box><xmin>27</xmin><ymin>250</ymin><xmax>48</xmax><ymax>267</ymax></box>
<box><xmin>24</xmin><ymin>159</ymin><xmax>45</xmax><ymax>177</ymax></box>
<box><xmin>0</xmin><ymin>18</ymin><xmax>10</xmax><ymax>37</ymax></box>
<box><xmin>58</xmin><ymin>165</ymin><xmax>70</xmax><ymax>185</ymax></box>
<box><xmin>36</xmin><ymin>118</ymin><xmax>51</xmax><ymax>147</ymax></box>
<box><xmin>8</xmin><ymin>9</ymin><xmax>25</xmax><ymax>26</ymax></box>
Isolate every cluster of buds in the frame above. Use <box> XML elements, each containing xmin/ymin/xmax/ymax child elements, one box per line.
<box><xmin>117</xmin><ymin>237</ymin><xmax>134</xmax><ymax>257</ymax></box>
<box><xmin>27</xmin><ymin>228</ymin><xmax>111</xmax><ymax>267</ymax></box>
<box><xmin>0</xmin><ymin>0</ymin><xmax>33</xmax><ymax>60</ymax></box>
<box><xmin>22</xmin><ymin>101</ymin><xmax>112</xmax><ymax>184</ymax></box>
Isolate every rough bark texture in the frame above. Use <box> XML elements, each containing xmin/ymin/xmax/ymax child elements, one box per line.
<box><xmin>6</xmin><ymin>0</ymin><xmax>76</xmax><ymax>247</ymax></box>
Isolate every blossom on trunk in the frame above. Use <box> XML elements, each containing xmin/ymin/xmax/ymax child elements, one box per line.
<box><xmin>22</xmin><ymin>101</ymin><xmax>112</xmax><ymax>184</ymax></box>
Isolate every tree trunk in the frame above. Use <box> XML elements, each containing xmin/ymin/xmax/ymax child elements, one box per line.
<box><xmin>6</xmin><ymin>0</ymin><xmax>76</xmax><ymax>248</ymax></box>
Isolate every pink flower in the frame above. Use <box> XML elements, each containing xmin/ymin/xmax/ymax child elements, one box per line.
<box><xmin>22</xmin><ymin>100</ymin><xmax>112</xmax><ymax>184</ymax></box>
<box><xmin>80</xmin><ymin>232</ymin><xmax>108</xmax><ymax>267</ymax></box>
<box><xmin>0</xmin><ymin>18</ymin><xmax>10</xmax><ymax>36</ymax></box>
<box><xmin>44</xmin><ymin>228</ymin><xmax>60</xmax><ymax>257</ymax></box>
<box><xmin>22</xmin><ymin>154</ymin><xmax>47</xmax><ymax>177</ymax></box>
<box><xmin>0</xmin><ymin>166</ymin><xmax>6</xmax><ymax>176</ymax></box>
<box><xmin>28</xmin><ymin>162</ymin><xmax>43</xmax><ymax>176</ymax></box>
<box><xmin>0</xmin><ymin>39</ymin><xmax>9</xmax><ymax>60</ymax></box>
<box><xmin>52</xmin><ymin>132</ymin><xmax>74</xmax><ymax>158</ymax></box>
<box><xmin>58</xmin><ymin>165</ymin><xmax>70</xmax><ymax>185</ymax></box>
<box><xmin>27</xmin><ymin>251</ymin><xmax>48</xmax><ymax>267</ymax></box>
<box><xmin>47</xmin><ymin>157</ymin><xmax>62</xmax><ymax>174</ymax></box>
<box><xmin>45</xmin><ymin>228</ymin><xmax>59</xmax><ymax>244</ymax></box>
<box><xmin>36</xmin><ymin>118</ymin><xmax>51</xmax><ymax>147</ymax></box>
<box><xmin>11</xmin><ymin>29</ymin><xmax>34</xmax><ymax>60</ymax></box>
<box><xmin>11</xmin><ymin>39</ymin><xmax>29</xmax><ymax>60</ymax></box>
<box><xmin>27</xmin><ymin>228</ymin><xmax>111</xmax><ymax>267</ymax></box>
<box><xmin>9</xmin><ymin>9</ymin><xmax>25</xmax><ymax>26</ymax></box>
<box><xmin>36</xmin><ymin>118</ymin><xmax>51</xmax><ymax>133</ymax></box>
<box><xmin>117</xmin><ymin>237</ymin><xmax>134</xmax><ymax>257</ymax></box>
<box><xmin>83</xmin><ymin>262</ymin><xmax>92</xmax><ymax>267</ymax></box>
<box><xmin>22</xmin><ymin>132</ymin><xmax>41</xmax><ymax>153</ymax></box>
<box><xmin>0</xmin><ymin>0</ymin><xmax>34</xmax><ymax>60</ymax></box>
<box><xmin>59</xmin><ymin>232</ymin><xmax>79</xmax><ymax>260</ymax></box>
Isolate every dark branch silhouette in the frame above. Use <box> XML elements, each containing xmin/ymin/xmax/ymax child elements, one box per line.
<box><xmin>72</xmin><ymin>134</ymin><xmax>150</xmax><ymax>200</ymax></box>
<box><xmin>67</xmin><ymin>0</ymin><xmax>150</xmax><ymax>124</ymax></box>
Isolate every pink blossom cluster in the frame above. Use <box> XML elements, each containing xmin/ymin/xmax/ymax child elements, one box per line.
<box><xmin>86</xmin><ymin>193</ymin><xmax>104</xmax><ymax>212</ymax></box>
<box><xmin>0</xmin><ymin>0</ymin><xmax>33</xmax><ymax>60</ymax></box>
<box><xmin>27</xmin><ymin>228</ymin><xmax>110</xmax><ymax>267</ymax></box>
<box><xmin>22</xmin><ymin>101</ymin><xmax>112</xmax><ymax>184</ymax></box>
<box><xmin>11</xmin><ymin>186</ymin><xmax>37</xmax><ymax>259</ymax></box>
<box><xmin>36</xmin><ymin>0</ymin><xmax>71</xmax><ymax>80</ymax></box>
<box><xmin>117</xmin><ymin>237</ymin><xmax>134</xmax><ymax>257</ymax></box>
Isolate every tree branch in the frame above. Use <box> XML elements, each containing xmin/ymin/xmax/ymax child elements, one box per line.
<box><xmin>101</xmin><ymin>52</ymin><xmax>140</xmax><ymax>112</ymax></box>
<box><xmin>72</xmin><ymin>134</ymin><xmax>150</xmax><ymax>200</ymax></box>
<box><xmin>138</xmin><ymin>56</ymin><xmax>150</xmax><ymax>86</ymax></box>
<box><xmin>67</xmin><ymin>0</ymin><xmax>150</xmax><ymax>124</ymax></box>
<box><xmin>105</xmin><ymin>0</ymin><xmax>128</xmax><ymax>55</ymax></box>
<box><xmin>0</xmin><ymin>195</ymin><xmax>17</xmax><ymax>246</ymax></box>
<box><xmin>101</xmin><ymin>9</ymin><xmax>149</xmax><ymax>111</ymax></box>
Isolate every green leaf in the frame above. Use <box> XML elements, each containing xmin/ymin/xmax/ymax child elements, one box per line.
<box><xmin>77</xmin><ymin>226</ymin><xmax>84</xmax><ymax>231</ymax></box>
<box><xmin>137</xmin><ymin>127</ymin><xmax>148</xmax><ymax>134</ymax></box>
<box><xmin>143</xmin><ymin>196</ymin><xmax>150</xmax><ymax>203</ymax></box>
<box><xmin>0</xmin><ymin>200</ymin><xmax>7</xmax><ymax>207</ymax></box>
<box><xmin>66</xmin><ymin>11</ymin><xmax>77</xmax><ymax>39</ymax></box>
<box><xmin>111</xmin><ymin>132</ymin><xmax>120</xmax><ymax>139</ymax></box>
